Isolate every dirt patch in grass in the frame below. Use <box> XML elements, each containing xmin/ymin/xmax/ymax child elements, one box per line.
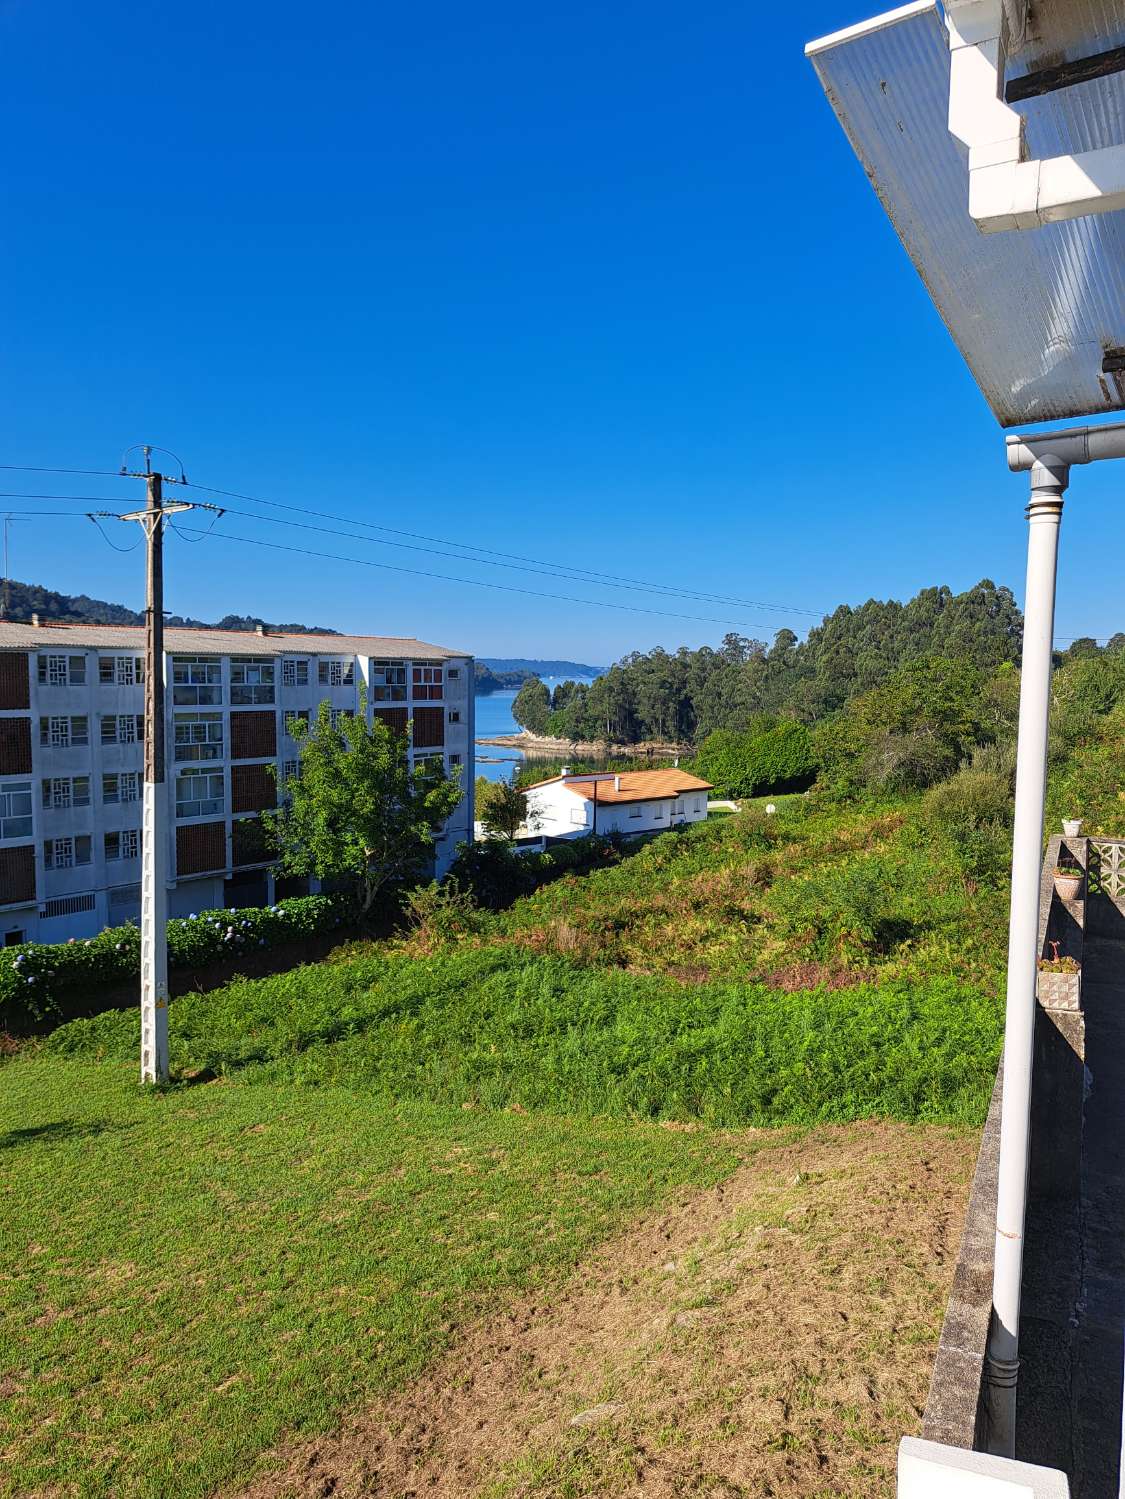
<box><xmin>232</xmin><ymin>1120</ymin><xmax>974</xmax><ymax>1499</ymax></box>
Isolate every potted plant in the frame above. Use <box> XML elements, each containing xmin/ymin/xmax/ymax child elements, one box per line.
<box><xmin>1054</xmin><ymin>866</ymin><xmax>1084</xmax><ymax>902</ymax></box>
<box><xmin>1063</xmin><ymin>817</ymin><xmax>1084</xmax><ymax>838</ymax></box>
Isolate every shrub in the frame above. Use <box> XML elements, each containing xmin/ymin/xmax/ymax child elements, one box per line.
<box><xmin>401</xmin><ymin>879</ymin><xmax>487</xmax><ymax>951</ymax></box>
<box><xmin>0</xmin><ymin>894</ymin><xmax>349</xmax><ymax>1030</ymax></box>
<box><xmin>770</xmin><ymin>854</ymin><xmax>919</xmax><ymax>962</ymax></box>
<box><xmin>920</xmin><ymin>768</ymin><xmax>1013</xmax><ymax>882</ymax></box>
<box><xmin>695</xmin><ymin>722</ymin><xmax>814</xmax><ymax>799</ymax></box>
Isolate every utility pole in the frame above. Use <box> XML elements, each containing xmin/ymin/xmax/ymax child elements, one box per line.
<box><xmin>1</xmin><ymin>514</ymin><xmax>11</xmax><ymax>620</ymax></box>
<box><xmin>116</xmin><ymin>447</ymin><xmax>193</xmax><ymax>1084</ymax></box>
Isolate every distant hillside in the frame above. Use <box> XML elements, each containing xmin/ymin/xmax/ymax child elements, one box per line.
<box><xmin>0</xmin><ymin>580</ymin><xmax>338</xmax><ymax>635</ymax></box>
<box><xmin>480</xmin><ymin>658</ymin><xmax>602</xmax><ymax>678</ymax></box>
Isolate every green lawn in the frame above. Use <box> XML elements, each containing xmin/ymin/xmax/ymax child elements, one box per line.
<box><xmin>0</xmin><ymin>1058</ymin><xmax>738</xmax><ymax>1498</ymax></box>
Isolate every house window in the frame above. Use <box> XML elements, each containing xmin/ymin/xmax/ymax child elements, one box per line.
<box><xmin>281</xmin><ymin>658</ymin><xmax>309</xmax><ymax>687</ymax></box>
<box><xmin>99</xmin><ymin>656</ymin><xmax>143</xmax><ymax>686</ymax></box>
<box><xmin>105</xmin><ymin>829</ymin><xmax>140</xmax><ymax>862</ymax></box>
<box><xmin>44</xmin><ymin>835</ymin><xmax>92</xmax><ymax>869</ymax></box>
<box><xmin>318</xmin><ymin>660</ymin><xmax>354</xmax><ymax>687</ymax></box>
<box><xmin>371</xmin><ymin>660</ymin><xmax>407</xmax><ymax>702</ymax></box>
<box><xmin>101</xmin><ymin>714</ymin><xmax>143</xmax><ymax>746</ymax></box>
<box><xmin>414</xmin><ymin>753</ymin><xmax>444</xmax><ymax>775</ymax></box>
<box><xmin>174</xmin><ymin>712</ymin><xmax>224</xmax><ymax>762</ymax></box>
<box><xmin>328</xmin><ymin>708</ymin><xmax>350</xmax><ymax>730</ymax></box>
<box><xmin>175</xmin><ymin>767</ymin><xmax>225</xmax><ymax>819</ymax></box>
<box><xmin>171</xmin><ymin>656</ymin><xmax>222</xmax><ymax>706</ymax></box>
<box><xmin>447</xmin><ymin>710</ymin><xmax>460</xmax><ymax>724</ymax></box>
<box><xmin>41</xmin><ymin>776</ymin><xmax>90</xmax><ymax>811</ymax></box>
<box><xmin>230</xmin><ymin>657</ymin><xmax>276</xmax><ymax>705</ymax></box>
<box><xmin>450</xmin><ymin>753</ymin><xmax>462</xmax><ymax>766</ymax></box>
<box><xmin>629</xmin><ymin>806</ymin><xmax>642</xmax><ymax>819</ymax></box>
<box><xmin>412</xmin><ymin>666</ymin><xmax>443</xmax><ymax>701</ymax></box>
<box><xmin>284</xmin><ymin>709</ymin><xmax>310</xmax><ymax>735</ymax></box>
<box><xmin>653</xmin><ymin>805</ymin><xmax>665</xmax><ymax>819</ymax></box>
<box><xmin>569</xmin><ymin>807</ymin><xmax>586</xmax><ymax>825</ymax></box>
<box><xmin>281</xmin><ymin>759</ymin><xmax>299</xmax><ymax>784</ymax></box>
<box><xmin>40</xmin><ymin>716</ymin><xmax>89</xmax><ymax>748</ymax></box>
<box><xmin>447</xmin><ymin>668</ymin><xmax>460</xmax><ymax>680</ymax></box>
<box><xmin>38</xmin><ymin>654</ymin><xmax>86</xmax><ymax>687</ymax></box>
<box><xmin>102</xmin><ymin>772</ymin><xmax>140</xmax><ymax>804</ymax></box>
<box><xmin>0</xmin><ymin>782</ymin><xmax>33</xmax><ymax>839</ymax></box>
<box><xmin>694</xmin><ymin>797</ymin><xmax>703</xmax><ymax>813</ymax></box>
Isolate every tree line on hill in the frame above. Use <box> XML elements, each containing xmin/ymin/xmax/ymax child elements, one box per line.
<box><xmin>0</xmin><ymin>579</ymin><xmax>339</xmax><ymax>635</ymax></box>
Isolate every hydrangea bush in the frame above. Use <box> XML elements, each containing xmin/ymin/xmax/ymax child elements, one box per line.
<box><xmin>0</xmin><ymin>894</ymin><xmax>348</xmax><ymax>1026</ymax></box>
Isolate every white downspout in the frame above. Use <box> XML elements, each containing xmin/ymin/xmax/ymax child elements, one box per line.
<box><xmin>986</xmin><ymin>453</ymin><xmax>1067</xmax><ymax>1455</ymax></box>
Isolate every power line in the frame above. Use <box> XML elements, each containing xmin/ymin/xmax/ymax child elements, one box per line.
<box><xmin>173</xmin><ymin>523</ymin><xmax>806</xmax><ymax>629</ymax></box>
<box><xmin>0</xmin><ymin>491</ymin><xmax>132</xmax><ymax>503</ymax></box>
<box><xmin>183</xmin><ymin>478</ymin><xmax>825</xmax><ymax>617</ymax></box>
<box><xmin>0</xmin><ymin>464</ymin><xmax>126</xmax><ymax>478</ymax></box>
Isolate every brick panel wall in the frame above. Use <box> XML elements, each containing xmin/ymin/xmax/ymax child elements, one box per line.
<box><xmin>230</xmin><ymin>710</ymin><xmax>277</xmax><ymax>761</ymax></box>
<box><xmin>0</xmin><ymin>717</ymin><xmax>32</xmax><ymax>776</ymax></box>
<box><xmin>176</xmin><ymin>820</ymin><xmax>226</xmax><ymax>877</ymax></box>
<box><xmin>374</xmin><ymin>707</ymin><xmax>409</xmax><ymax>736</ymax></box>
<box><xmin>0</xmin><ymin>654</ymin><xmax>30</xmax><ymax>710</ymax></box>
<box><xmin>231</xmin><ymin>763</ymin><xmax>277</xmax><ymax>814</ymax></box>
<box><xmin>0</xmin><ymin>845</ymin><xmax>35</xmax><ymax>905</ymax></box>
<box><xmin>412</xmin><ymin>706</ymin><xmax>444</xmax><ymax>748</ymax></box>
<box><xmin>232</xmin><ymin>816</ymin><xmax>270</xmax><ymax>868</ymax></box>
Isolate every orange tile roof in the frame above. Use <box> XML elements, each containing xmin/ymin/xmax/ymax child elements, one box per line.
<box><xmin>522</xmin><ymin>769</ymin><xmax>713</xmax><ymax>804</ymax></box>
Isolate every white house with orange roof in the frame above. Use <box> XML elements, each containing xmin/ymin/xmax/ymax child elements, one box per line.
<box><xmin>521</xmin><ymin>767</ymin><xmax>713</xmax><ymax>841</ymax></box>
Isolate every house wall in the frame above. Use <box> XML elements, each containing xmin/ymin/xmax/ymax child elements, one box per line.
<box><xmin>525</xmin><ymin>784</ymin><xmax>709</xmax><ymax>841</ymax></box>
<box><xmin>0</xmin><ymin>644</ymin><xmax>474</xmax><ymax>942</ymax></box>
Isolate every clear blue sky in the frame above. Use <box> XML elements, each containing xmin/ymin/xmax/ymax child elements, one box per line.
<box><xmin>2</xmin><ymin>0</ymin><xmax>1121</xmax><ymax>661</ymax></box>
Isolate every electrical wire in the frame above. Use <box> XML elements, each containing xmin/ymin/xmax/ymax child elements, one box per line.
<box><xmin>172</xmin><ymin>523</ymin><xmax>804</xmax><ymax>629</ymax></box>
<box><xmin>0</xmin><ymin>491</ymin><xmax>134</xmax><ymax>503</ymax></box>
<box><xmin>183</xmin><ymin>479</ymin><xmax>825</xmax><ymax>617</ymax></box>
<box><xmin>87</xmin><ymin>515</ymin><xmax>143</xmax><ymax>553</ymax></box>
<box><xmin>0</xmin><ymin>465</ymin><xmax>126</xmax><ymax>479</ymax></box>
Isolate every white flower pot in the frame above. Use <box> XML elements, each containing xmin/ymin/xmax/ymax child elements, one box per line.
<box><xmin>1062</xmin><ymin>818</ymin><xmax>1083</xmax><ymax>838</ymax></box>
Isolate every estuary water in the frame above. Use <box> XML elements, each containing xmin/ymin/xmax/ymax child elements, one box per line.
<box><xmin>474</xmin><ymin>679</ymin><xmax>595</xmax><ymax>784</ymax></box>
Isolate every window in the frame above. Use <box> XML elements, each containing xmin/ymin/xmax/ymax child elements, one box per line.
<box><xmin>41</xmin><ymin>776</ymin><xmax>90</xmax><ymax>811</ymax></box>
<box><xmin>317</xmin><ymin>662</ymin><xmax>352</xmax><ymax>689</ymax></box>
<box><xmin>281</xmin><ymin>658</ymin><xmax>309</xmax><ymax>687</ymax></box>
<box><xmin>318</xmin><ymin>659</ymin><xmax>354</xmax><ymax>687</ymax></box>
<box><xmin>230</xmin><ymin>657</ymin><xmax>276</xmax><ymax>705</ymax></box>
<box><xmin>44</xmin><ymin>835</ymin><xmax>92</xmax><ymax>869</ymax></box>
<box><xmin>328</xmin><ymin>708</ymin><xmax>350</xmax><ymax>730</ymax></box>
<box><xmin>412</xmin><ymin>666</ymin><xmax>443</xmax><ymax>701</ymax></box>
<box><xmin>3</xmin><ymin>930</ymin><xmax>24</xmax><ymax>947</ymax></box>
<box><xmin>102</xmin><ymin>772</ymin><xmax>139</xmax><ymax>804</ymax></box>
<box><xmin>101</xmin><ymin>714</ymin><xmax>143</xmax><ymax>746</ymax></box>
<box><xmin>414</xmin><ymin>753</ymin><xmax>444</xmax><ymax>775</ymax></box>
<box><xmin>105</xmin><ymin>829</ymin><xmax>140</xmax><ymax>862</ymax></box>
<box><xmin>171</xmin><ymin>656</ymin><xmax>222</xmax><ymax>706</ymax></box>
<box><xmin>629</xmin><ymin>806</ymin><xmax>642</xmax><ymax>819</ymax></box>
<box><xmin>284</xmin><ymin>709</ymin><xmax>310</xmax><ymax>735</ymax></box>
<box><xmin>694</xmin><ymin>797</ymin><xmax>703</xmax><ymax>813</ymax></box>
<box><xmin>37</xmin><ymin>654</ymin><xmax>86</xmax><ymax>687</ymax></box>
<box><xmin>39</xmin><ymin>716</ymin><xmax>88</xmax><ymax>748</ymax></box>
<box><xmin>450</xmin><ymin>753</ymin><xmax>462</xmax><ymax>766</ymax></box>
<box><xmin>175</xmin><ymin>767</ymin><xmax>225</xmax><ymax>819</ymax></box>
<box><xmin>569</xmin><ymin>807</ymin><xmax>587</xmax><ymax>826</ymax></box>
<box><xmin>0</xmin><ymin>782</ymin><xmax>32</xmax><ymax>839</ymax></box>
<box><xmin>447</xmin><ymin>710</ymin><xmax>461</xmax><ymax>724</ymax></box>
<box><xmin>98</xmin><ymin>656</ymin><xmax>143</xmax><ymax>686</ymax></box>
<box><xmin>447</xmin><ymin>668</ymin><xmax>460</xmax><ymax>680</ymax></box>
<box><xmin>371</xmin><ymin>660</ymin><xmax>407</xmax><ymax>702</ymax></box>
<box><xmin>174</xmin><ymin>712</ymin><xmax>224</xmax><ymax>762</ymax></box>
<box><xmin>653</xmin><ymin>805</ymin><xmax>665</xmax><ymax>819</ymax></box>
<box><xmin>281</xmin><ymin>759</ymin><xmax>299</xmax><ymax>784</ymax></box>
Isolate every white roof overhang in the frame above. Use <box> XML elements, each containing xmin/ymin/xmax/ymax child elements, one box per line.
<box><xmin>807</xmin><ymin>0</ymin><xmax>1125</xmax><ymax>426</ymax></box>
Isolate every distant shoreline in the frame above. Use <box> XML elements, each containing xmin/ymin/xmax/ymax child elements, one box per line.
<box><xmin>475</xmin><ymin>730</ymin><xmax>690</xmax><ymax>758</ymax></box>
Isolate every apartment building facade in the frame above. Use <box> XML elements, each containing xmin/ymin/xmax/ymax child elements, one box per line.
<box><xmin>0</xmin><ymin>623</ymin><xmax>474</xmax><ymax>944</ymax></box>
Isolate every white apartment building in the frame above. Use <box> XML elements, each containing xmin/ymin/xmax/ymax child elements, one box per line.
<box><xmin>522</xmin><ymin>768</ymin><xmax>713</xmax><ymax>839</ymax></box>
<box><xmin>0</xmin><ymin>622</ymin><xmax>474</xmax><ymax>944</ymax></box>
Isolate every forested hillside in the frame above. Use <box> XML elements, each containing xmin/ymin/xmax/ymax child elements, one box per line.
<box><xmin>1</xmin><ymin>578</ymin><xmax>335</xmax><ymax>634</ymax></box>
<box><xmin>516</xmin><ymin>580</ymin><xmax>1041</xmax><ymax>744</ymax></box>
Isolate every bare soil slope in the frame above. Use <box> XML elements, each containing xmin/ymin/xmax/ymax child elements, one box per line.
<box><xmin>233</xmin><ymin>1120</ymin><xmax>974</xmax><ymax>1499</ymax></box>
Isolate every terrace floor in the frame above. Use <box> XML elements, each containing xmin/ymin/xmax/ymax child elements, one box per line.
<box><xmin>1017</xmin><ymin>934</ymin><xmax>1125</xmax><ymax>1498</ymax></box>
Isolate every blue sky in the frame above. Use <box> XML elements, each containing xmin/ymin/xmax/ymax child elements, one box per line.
<box><xmin>2</xmin><ymin>0</ymin><xmax>1121</xmax><ymax>662</ymax></box>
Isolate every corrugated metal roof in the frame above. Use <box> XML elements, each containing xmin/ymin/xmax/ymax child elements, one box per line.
<box><xmin>808</xmin><ymin>2</ymin><xmax>1125</xmax><ymax>426</ymax></box>
<box><xmin>0</xmin><ymin>622</ymin><xmax>469</xmax><ymax>660</ymax></box>
<box><xmin>523</xmin><ymin>770</ymin><xmax>713</xmax><ymax>804</ymax></box>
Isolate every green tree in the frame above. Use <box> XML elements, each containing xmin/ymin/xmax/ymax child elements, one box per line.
<box><xmin>476</xmin><ymin>778</ymin><xmax>536</xmax><ymax>841</ymax></box>
<box><xmin>265</xmin><ymin>699</ymin><xmax>463</xmax><ymax>917</ymax></box>
<box><xmin>512</xmin><ymin>676</ymin><xmax>551</xmax><ymax>735</ymax></box>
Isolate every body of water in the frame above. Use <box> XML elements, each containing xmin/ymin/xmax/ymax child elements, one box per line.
<box><xmin>474</xmin><ymin>678</ymin><xmax>594</xmax><ymax>783</ymax></box>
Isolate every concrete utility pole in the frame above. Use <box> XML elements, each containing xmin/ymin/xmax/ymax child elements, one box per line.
<box><xmin>1</xmin><ymin>514</ymin><xmax>11</xmax><ymax>620</ymax></box>
<box><xmin>117</xmin><ymin>447</ymin><xmax>193</xmax><ymax>1085</ymax></box>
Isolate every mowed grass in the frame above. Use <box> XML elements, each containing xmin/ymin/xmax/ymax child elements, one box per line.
<box><xmin>0</xmin><ymin>1057</ymin><xmax>738</xmax><ymax>1499</ymax></box>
